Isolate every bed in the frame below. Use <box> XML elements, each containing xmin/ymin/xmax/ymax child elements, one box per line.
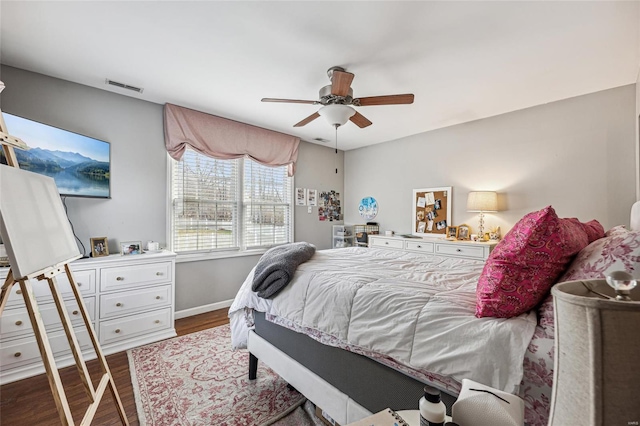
<box><xmin>229</xmin><ymin>203</ymin><xmax>640</xmax><ymax>426</ymax></box>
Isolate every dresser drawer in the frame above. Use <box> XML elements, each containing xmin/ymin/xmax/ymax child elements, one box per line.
<box><xmin>99</xmin><ymin>307</ymin><xmax>172</xmax><ymax>345</ymax></box>
<box><xmin>0</xmin><ymin>328</ymin><xmax>92</xmax><ymax>371</ymax></box>
<box><xmin>100</xmin><ymin>285</ymin><xmax>171</xmax><ymax>319</ymax></box>
<box><xmin>100</xmin><ymin>261</ymin><xmax>172</xmax><ymax>292</ymax></box>
<box><xmin>1</xmin><ymin>297</ymin><xmax>95</xmax><ymax>339</ymax></box>
<box><xmin>435</xmin><ymin>243</ymin><xmax>486</xmax><ymax>259</ymax></box>
<box><xmin>405</xmin><ymin>240</ymin><xmax>434</xmax><ymax>253</ymax></box>
<box><xmin>370</xmin><ymin>237</ymin><xmax>404</xmax><ymax>249</ymax></box>
<box><xmin>4</xmin><ymin>269</ymin><xmax>96</xmax><ymax>307</ymax></box>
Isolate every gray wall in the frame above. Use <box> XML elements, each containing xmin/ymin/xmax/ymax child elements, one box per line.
<box><xmin>345</xmin><ymin>85</ymin><xmax>637</xmax><ymax>236</ymax></box>
<box><xmin>0</xmin><ymin>66</ymin><xmax>344</xmax><ymax>312</ymax></box>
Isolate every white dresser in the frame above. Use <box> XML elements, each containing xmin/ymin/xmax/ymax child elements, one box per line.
<box><xmin>368</xmin><ymin>235</ymin><xmax>497</xmax><ymax>260</ymax></box>
<box><xmin>0</xmin><ymin>251</ymin><xmax>176</xmax><ymax>384</ymax></box>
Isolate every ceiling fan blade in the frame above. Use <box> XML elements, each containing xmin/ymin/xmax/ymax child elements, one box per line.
<box><xmin>294</xmin><ymin>112</ymin><xmax>320</xmax><ymax>127</ymax></box>
<box><xmin>262</xmin><ymin>98</ymin><xmax>318</xmax><ymax>104</ymax></box>
<box><xmin>331</xmin><ymin>70</ymin><xmax>355</xmax><ymax>97</ymax></box>
<box><xmin>349</xmin><ymin>111</ymin><xmax>372</xmax><ymax>128</ymax></box>
<box><xmin>355</xmin><ymin>94</ymin><xmax>414</xmax><ymax>106</ymax></box>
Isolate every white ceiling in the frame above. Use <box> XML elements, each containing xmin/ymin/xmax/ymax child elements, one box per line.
<box><xmin>1</xmin><ymin>1</ymin><xmax>638</xmax><ymax>151</ymax></box>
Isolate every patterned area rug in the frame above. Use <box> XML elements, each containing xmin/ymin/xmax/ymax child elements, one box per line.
<box><xmin>128</xmin><ymin>324</ymin><xmax>306</xmax><ymax>426</ymax></box>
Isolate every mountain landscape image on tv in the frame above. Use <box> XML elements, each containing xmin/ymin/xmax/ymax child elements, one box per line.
<box><xmin>1</xmin><ymin>112</ymin><xmax>110</xmax><ymax>198</ymax></box>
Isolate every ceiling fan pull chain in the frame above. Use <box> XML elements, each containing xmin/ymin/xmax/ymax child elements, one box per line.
<box><xmin>335</xmin><ymin>124</ymin><xmax>338</xmax><ymax>174</ymax></box>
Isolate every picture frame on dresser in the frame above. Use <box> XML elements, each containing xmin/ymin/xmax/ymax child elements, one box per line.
<box><xmin>446</xmin><ymin>226</ymin><xmax>458</xmax><ymax>239</ymax></box>
<box><xmin>412</xmin><ymin>187</ymin><xmax>452</xmax><ymax>237</ymax></box>
<box><xmin>120</xmin><ymin>241</ymin><xmax>142</xmax><ymax>255</ymax></box>
<box><xmin>90</xmin><ymin>237</ymin><xmax>109</xmax><ymax>257</ymax></box>
<box><xmin>457</xmin><ymin>224</ymin><xmax>471</xmax><ymax>240</ymax></box>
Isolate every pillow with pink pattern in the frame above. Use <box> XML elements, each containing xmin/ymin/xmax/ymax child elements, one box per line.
<box><xmin>559</xmin><ymin>225</ymin><xmax>640</xmax><ymax>282</ymax></box>
<box><xmin>475</xmin><ymin>206</ymin><xmax>600</xmax><ymax>318</ymax></box>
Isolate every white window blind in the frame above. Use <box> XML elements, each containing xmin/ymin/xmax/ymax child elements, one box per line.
<box><xmin>243</xmin><ymin>159</ymin><xmax>293</xmax><ymax>249</ymax></box>
<box><xmin>172</xmin><ymin>148</ymin><xmax>239</xmax><ymax>253</ymax></box>
<box><xmin>171</xmin><ymin>148</ymin><xmax>293</xmax><ymax>255</ymax></box>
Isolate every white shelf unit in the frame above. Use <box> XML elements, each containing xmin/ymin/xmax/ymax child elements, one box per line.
<box><xmin>332</xmin><ymin>225</ymin><xmax>355</xmax><ymax>248</ymax></box>
<box><xmin>0</xmin><ymin>250</ymin><xmax>177</xmax><ymax>384</ymax></box>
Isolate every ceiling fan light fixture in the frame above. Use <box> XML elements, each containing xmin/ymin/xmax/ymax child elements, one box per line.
<box><xmin>318</xmin><ymin>104</ymin><xmax>356</xmax><ymax>127</ymax></box>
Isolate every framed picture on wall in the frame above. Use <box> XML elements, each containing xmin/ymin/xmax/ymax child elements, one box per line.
<box><xmin>412</xmin><ymin>187</ymin><xmax>452</xmax><ymax>237</ymax></box>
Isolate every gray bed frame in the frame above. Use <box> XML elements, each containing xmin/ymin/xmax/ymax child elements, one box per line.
<box><xmin>249</xmin><ymin>311</ymin><xmax>456</xmax><ymax>415</ymax></box>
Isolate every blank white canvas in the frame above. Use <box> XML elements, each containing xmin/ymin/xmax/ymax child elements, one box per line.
<box><xmin>0</xmin><ymin>165</ymin><xmax>80</xmax><ymax>279</ymax></box>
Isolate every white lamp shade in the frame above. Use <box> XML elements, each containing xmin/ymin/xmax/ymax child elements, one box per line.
<box><xmin>549</xmin><ymin>280</ymin><xmax>640</xmax><ymax>425</ymax></box>
<box><xmin>467</xmin><ymin>191</ymin><xmax>498</xmax><ymax>212</ymax></box>
<box><xmin>318</xmin><ymin>104</ymin><xmax>356</xmax><ymax>127</ymax></box>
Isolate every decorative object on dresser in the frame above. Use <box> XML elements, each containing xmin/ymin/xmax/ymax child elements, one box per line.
<box><xmin>412</xmin><ymin>187</ymin><xmax>451</xmax><ymax>237</ymax></box>
<box><xmin>457</xmin><ymin>224</ymin><xmax>471</xmax><ymax>241</ymax></box>
<box><xmin>548</xmin><ymin>279</ymin><xmax>640</xmax><ymax>426</ymax></box>
<box><xmin>446</xmin><ymin>226</ymin><xmax>458</xmax><ymax>240</ymax></box>
<box><xmin>146</xmin><ymin>240</ymin><xmax>160</xmax><ymax>252</ymax></box>
<box><xmin>120</xmin><ymin>241</ymin><xmax>142</xmax><ymax>255</ymax></box>
<box><xmin>466</xmin><ymin>191</ymin><xmax>498</xmax><ymax>239</ymax></box>
<box><xmin>90</xmin><ymin>236</ymin><xmax>109</xmax><ymax>257</ymax></box>
<box><xmin>0</xmin><ymin>165</ymin><xmax>128</xmax><ymax>424</ymax></box>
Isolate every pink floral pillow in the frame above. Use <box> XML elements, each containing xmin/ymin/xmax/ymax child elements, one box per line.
<box><xmin>560</xmin><ymin>225</ymin><xmax>640</xmax><ymax>282</ymax></box>
<box><xmin>475</xmin><ymin>206</ymin><xmax>597</xmax><ymax>318</ymax></box>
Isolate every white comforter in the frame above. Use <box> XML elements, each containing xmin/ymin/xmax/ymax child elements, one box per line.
<box><xmin>230</xmin><ymin>247</ymin><xmax>536</xmax><ymax>393</ymax></box>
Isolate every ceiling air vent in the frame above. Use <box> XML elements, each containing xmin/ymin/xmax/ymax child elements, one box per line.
<box><xmin>313</xmin><ymin>138</ymin><xmax>329</xmax><ymax>143</ymax></box>
<box><xmin>105</xmin><ymin>79</ymin><xmax>144</xmax><ymax>94</ymax></box>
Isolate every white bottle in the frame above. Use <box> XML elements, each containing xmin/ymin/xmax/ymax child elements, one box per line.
<box><xmin>420</xmin><ymin>385</ymin><xmax>446</xmax><ymax>426</ymax></box>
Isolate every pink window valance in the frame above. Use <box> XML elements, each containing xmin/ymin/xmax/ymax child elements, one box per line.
<box><xmin>164</xmin><ymin>103</ymin><xmax>300</xmax><ymax>176</ymax></box>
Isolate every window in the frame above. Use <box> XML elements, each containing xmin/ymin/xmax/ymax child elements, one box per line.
<box><xmin>171</xmin><ymin>147</ymin><xmax>293</xmax><ymax>256</ymax></box>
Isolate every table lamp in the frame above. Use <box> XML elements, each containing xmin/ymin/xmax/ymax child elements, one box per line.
<box><xmin>466</xmin><ymin>191</ymin><xmax>498</xmax><ymax>238</ymax></box>
<box><xmin>549</xmin><ymin>279</ymin><xmax>640</xmax><ymax>425</ymax></box>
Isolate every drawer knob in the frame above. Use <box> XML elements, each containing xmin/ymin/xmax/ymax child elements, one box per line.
<box><xmin>77</xmin><ymin>282</ymin><xmax>82</xmax><ymax>287</ymax></box>
<box><xmin>72</xmin><ymin>310</ymin><xmax>79</xmax><ymax>315</ymax></box>
<box><xmin>15</xmin><ymin>320</ymin><xmax>22</xmax><ymax>326</ymax></box>
<box><xmin>456</xmin><ymin>248</ymin><xmax>462</xmax><ymax>252</ymax></box>
<box><xmin>417</xmin><ymin>245</ymin><xmax>422</xmax><ymax>248</ymax></box>
<box><xmin>155</xmin><ymin>320</ymin><xmax>160</xmax><ymax>324</ymax></box>
<box><xmin>116</xmin><ymin>277</ymin><xmax>124</xmax><ymax>281</ymax></box>
<box><xmin>14</xmin><ymin>352</ymin><xmax>21</xmax><ymax>358</ymax></box>
<box><xmin>155</xmin><ymin>296</ymin><xmax>161</xmax><ymax>300</ymax></box>
<box><xmin>385</xmin><ymin>242</ymin><xmax>389</xmax><ymax>245</ymax></box>
<box><xmin>115</xmin><ymin>329</ymin><xmax>121</xmax><ymax>334</ymax></box>
<box><xmin>156</xmin><ymin>272</ymin><xmax>163</xmax><ymax>276</ymax></box>
<box><xmin>116</xmin><ymin>302</ymin><xmax>123</xmax><ymax>307</ymax></box>
<box><xmin>16</xmin><ymin>289</ymin><xmax>22</xmax><ymax>295</ymax></box>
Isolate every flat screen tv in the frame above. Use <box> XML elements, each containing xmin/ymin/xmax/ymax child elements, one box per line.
<box><xmin>0</xmin><ymin>112</ymin><xmax>111</xmax><ymax>198</ymax></box>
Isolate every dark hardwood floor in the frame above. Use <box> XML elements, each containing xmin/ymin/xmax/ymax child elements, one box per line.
<box><xmin>0</xmin><ymin>308</ymin><xmax>230</xmax><ymax>425</ymax></box>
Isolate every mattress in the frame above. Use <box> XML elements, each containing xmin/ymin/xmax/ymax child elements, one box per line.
<box><xmin>230</xmin><ymin>247</ymin><xmax>537</xmax><ymax>394</ymax></box>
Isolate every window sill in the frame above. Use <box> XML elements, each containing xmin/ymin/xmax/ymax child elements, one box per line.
<box><xmin>175</xmin><ymin>249</ymin><xmax>267</xmax><ymax>264</ymax></box>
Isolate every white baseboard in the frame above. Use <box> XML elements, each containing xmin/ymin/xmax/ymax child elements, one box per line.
<box><xmin>174</xmin><ymin>299</ymin><xmax>234</xmax><ymax>319</ymax></box>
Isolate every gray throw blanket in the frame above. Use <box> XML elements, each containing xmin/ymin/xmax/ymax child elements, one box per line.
<box><xmin>252</xmin><ymin>242</ymin><xmax>316</xmax><ymax>299</ymax></box>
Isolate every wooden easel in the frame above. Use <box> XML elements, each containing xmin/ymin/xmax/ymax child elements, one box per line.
<box><xmin>0</xmin><ymin>108</ymin><xmax>128</xmax><ymax>425</ymax></box>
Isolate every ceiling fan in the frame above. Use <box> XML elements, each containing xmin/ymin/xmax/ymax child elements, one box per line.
<box><xmin>261</xmin><ymin>66</ymin><xmax>414</xmax><ymax>129</ymax></box>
